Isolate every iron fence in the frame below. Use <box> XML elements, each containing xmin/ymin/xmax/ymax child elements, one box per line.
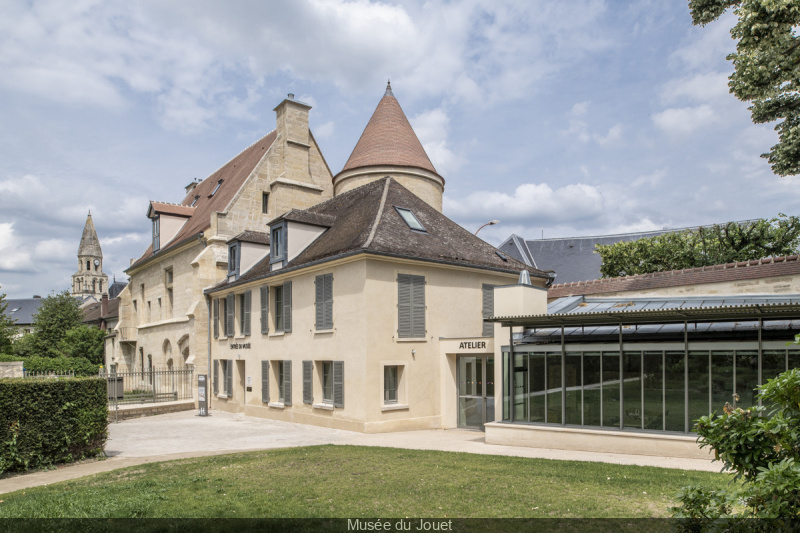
<box><xmin>102</xmin><ymin>367</ymin><xmax>194</xmax><ymax>405</ymax></box>
<box><xmin>23</xmin><ymin>370</ymin><xmax>75</xmax><ymax>379</ymax></box>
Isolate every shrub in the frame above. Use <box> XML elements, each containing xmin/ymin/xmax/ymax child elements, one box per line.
<box><xmin>0</xmin><ymin>354</ymin><xmax>100</xmax><ymax>376</ymax></box>
<box><xmin>671</xmin><ymin>368</ymin><xmax>800</xmax><ymax>528</ymax></box>
<box><xmin>59</xmin><ymin>325</ymin><xmax>106</xmax><ymax>364</ymax></box>
<box><xmin>0</xmin><ymin>377</ymin><xmax>108</xmax><ymax>474</ymax></box>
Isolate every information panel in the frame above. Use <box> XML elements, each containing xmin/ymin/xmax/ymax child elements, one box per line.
<box><xmin>198</xmin><ymin>374</ymin><xmax>208</xmax><ymax>416</ymax></box>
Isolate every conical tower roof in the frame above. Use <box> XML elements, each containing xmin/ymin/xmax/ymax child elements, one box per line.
<box><xmin>339</xmin><ymin>82</ymin><xmax>440</xmax><ymax>177</ymax></box>
<box><xmin>78</xmin><ymin>211</ymin><xmax>103</xmax><ymax>258</ymax></box>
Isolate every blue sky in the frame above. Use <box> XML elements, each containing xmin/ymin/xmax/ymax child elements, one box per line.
<box><xmin>1</xmin><ymin>0</ymin><xmax>799</xmax><ymax>299</ymax></box>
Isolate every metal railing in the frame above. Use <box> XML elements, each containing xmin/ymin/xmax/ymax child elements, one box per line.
<box><xmin>23</xmin><ymin>370</ymin><xmax>75</xmax><ymax>379</ymax></box>
<box><xmin>102</xmin><ymin>367</ymin><xmax>194</xmax><ymax>405</ymax></box>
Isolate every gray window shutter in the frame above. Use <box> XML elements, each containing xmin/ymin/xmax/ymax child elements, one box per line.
<box><xmin>283</xmin><ymin>281</ymin><xmax>292</xmax><ymax>333</ymax></box>
<box><xmin>226</xmin><ymin>360</ymin><xmax>233</xmax><ymax>396</ymax></box>
<box><xmin>333</xmin><ymin>361</ymin><xmax>344</xmax><ymax>408</ymax></box>
<box><xmin>397</xmin><ymin>274</ymin><xmax>412</xmax><ymax>338</ymax></box>
<box><xmin>260</xmin><ymin>286</ymin><xmax>268</xmax><ymax>334</ymax></box>
<box><xmin>323</xmin><ymin>274</ymin><xmax>333</xmax><ymax>330</ymax></box>
<box><xmin>482</xmin><ymin>284</ymin><xmax>495</xmax><ymax>337</ymax></box>
<box><xmin>243</xmin><ymin>290</ymin><xmax>252</xmax><ymax>336</ymax></box>
<box><xmin>213</xmin><ymin>298</ymin><xmax>219</xmax><ymax>339</ymax></box>
<box><xmin>283</xmin><ymin>360</ymin><xmax>292</xmax><ymax>406</ymax></box>
<box><xmin>411</xmin><ymin>276</ymin><xmax>425</xmax><ymax>338</ymax></box>
<box><xmin>315</xmin><ymin>275</ymin><xmax>324</xmax><ymax>330</ymax></box>
<box><xmin>213</xmin><ymin>360</ymin><xmax>219</xmax><ymax>395</ymax></box>
<box><xmin>226</xmin><ymin>294</ymin><xmax>234</xmax><ymax>337</ymax></box>
<box><xmin>303</xmin><ymin>360</ymin><xmax>313</xmax><ymax>404</ymax></box>
<box><xmin>261</xmin><ymin>360</ymin><xmax>269</xmax><ymax>403</ymax></box>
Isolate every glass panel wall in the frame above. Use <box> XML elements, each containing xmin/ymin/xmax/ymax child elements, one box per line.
<box><xmin>501</xmin><ymin>344</ymin><xmax>797</xmax><ymax>434</ymax></box>
<box><xmin>602</xmin><ymin>352</ymin><xmax>620</xmax><ymax>428</ymax></box>
<box><xmin>643</xmin><ymin>351</ymin><xmax>664</xmax><ymax>431</ymax></box>
<box><xmin>583</xmin><ymin>352</ymin><xmax>602</xmax><ymax>426</ymax></box>
<box><xmin>564</xmin><ymin>353</ymin><xmax>582</xmax><ymax>425</ymax></box>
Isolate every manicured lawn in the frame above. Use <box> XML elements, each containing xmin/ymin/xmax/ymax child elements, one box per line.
<box><xmin>0</xmin><ymin>445</ymin><xmax>729</xmax><ymax>518</ymax></box>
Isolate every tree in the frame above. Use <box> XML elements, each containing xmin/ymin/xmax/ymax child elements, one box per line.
<box><xmin>30</xmin><ymin>291</ymin><xmax>83</xmax><ymax>357</ymax></box>
<box><xmin>59</xmin><ymin>325</ymin><xmax>106</xmax><ymax>365</ymax></box>
<box><xmin>0</xmin><ymin>292</ymin><xmax>16</xmax><ymax>354</ymax></box>
<box><xmin>688</xmin><ymin>0</ymin><xmax>800</xmax><ymax>176</ymax></box>
<box><xmin>596</xmin><ymin>214</ymin><xmax>800</xmax><ymax>278</ymax></box>
<box><xmin>671</xmin><ymin>368</ymin><xmax>800</xmax><ymax>525</ymax></box>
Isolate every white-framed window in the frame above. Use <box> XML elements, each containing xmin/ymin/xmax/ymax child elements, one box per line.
<box><xmin>214</xmin><ymin>359</ymin><xmax>233</xmax><ymax>397</ymax></box>
<box><xmin>312</xmin><ymin>360</ymin><xmax>344</xmax><ymax>408</ymax></box>
<box><xmin>384</xmin><ymin>365</ymin><xmax>399</xmax><ymax>404</ymax></box>
<box><xmin>273</xmin><ymin>282</ymin><xmax>292</xmax><ymax>333</ymax></box>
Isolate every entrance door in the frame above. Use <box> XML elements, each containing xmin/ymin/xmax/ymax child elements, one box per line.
<box><xmin>458</xmin><ymin>355</ymin><xmax>495</xmax><ymax>430</ymax></box>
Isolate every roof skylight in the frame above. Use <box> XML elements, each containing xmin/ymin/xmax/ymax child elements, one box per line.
<box><xmin>209</xmin><ymin>179</ymin><xmax>223</xmax><ymax>197</ymax></box>
<box><xmin>394</xmin><ymin>207</ymin><xmax>426</xmax><ymax>232</ymax></box>
<box><xmin>191</xmin><ymin>195</ymin><xmax>200</xmax><ymax>206</ymax></box>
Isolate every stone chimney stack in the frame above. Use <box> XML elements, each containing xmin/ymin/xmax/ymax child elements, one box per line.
<box><xmin>274</xmin><ymin>94</ymin><xmax>313</xmax><ymax>185</ymax></box>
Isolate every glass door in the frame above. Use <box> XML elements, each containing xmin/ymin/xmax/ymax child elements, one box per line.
<box><xmin>458</xmin><ymin>356</ymin><xmax>495</xmax><ymax>430</ymax></box>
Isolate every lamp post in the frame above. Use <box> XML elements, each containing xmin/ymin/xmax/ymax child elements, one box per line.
<box><xmin>475</xmin><ymin>220</ymin><xmax>499</xmax><ymax>236</ymax></box>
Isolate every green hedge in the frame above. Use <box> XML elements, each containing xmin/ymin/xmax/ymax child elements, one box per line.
<box><xmin>0</xmin><ymin>377</ymin><xmax>108</xmax><ymax>474</ymax></box>
<box><xmin>0</xmin><ymin>354</ymin><xmax>100</xmax><ymax>376</ymax></box>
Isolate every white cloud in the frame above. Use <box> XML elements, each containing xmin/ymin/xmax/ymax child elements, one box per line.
<box><xmin>632</xmin><ymin>169</ymin><xmax>667</xmax><ymax>188</ymax></box>
<box><xmin>411</xmin><ymin>107</ymin><xmax>463</xmax><ymax>176</ymax></box>
<box><xmin>33</xmin><ymin>239</ymin><xmax>74</xmax><ymax>262</ymax></box>
<box><xmin>444</xmin><ymin>182</ymin><xmax>605</xmax><ymax>225</ymax></box>
<box><xmin>652</xmin><ymin>105</ymin><xmax>716</xmax><ymax>136</ymax></box>
<box><xmin>313</xmin><ymin>121</ymin><xmax>335</xmax><ymax>139</ymax></box>
<box><xmin>661</xmin><ymin>72</ymin><xmax>730</xmax><ymax>105</ymax></box>
<box><xmin>0</xmin><ymin>223</ymin><xmax>32</xmax><ymax>272</ymax></box>
<box><xmin>595</xmin><ymin>123</ymin><xmax>623</xmax><ymax>145</ymax></box>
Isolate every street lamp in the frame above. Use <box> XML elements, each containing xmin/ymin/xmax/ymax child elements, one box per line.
<box><xmin>475</xmin><ymin>220</ymin><xmax>499</xmax><ymax>236</ymax></box>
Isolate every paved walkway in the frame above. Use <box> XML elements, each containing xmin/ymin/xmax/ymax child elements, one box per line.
<box><xmin>0</xmin><ymin>410</ymin><xmax>720</xmax><ymax>495</ymax></box>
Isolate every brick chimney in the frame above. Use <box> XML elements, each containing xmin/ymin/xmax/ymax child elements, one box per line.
<box><xmin>274</xmin><ymin>94</ymin><xmax>313</xmax><ymax>184</ymax></box>
<box><xmin>101</xmin><ymin>292</ymin><xmax>109</xmax><ymax>317</ymax></box>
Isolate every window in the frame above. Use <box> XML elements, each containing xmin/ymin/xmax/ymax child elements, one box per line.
<box><xmin>384</xmin><ymin>366</ymin><xmax>399</xmax><ymax>404</ymax></box>
<box><xmin>165</xmin><ymin>268</ymin><xmax>173</xmax><ymax>287</ymax></box>
<box><xmin>213</xmin><ymin>298</ymin><xmax>219</xmax><ymax>339</ymax></box>
<box><xmin>215</xmin><ymin>359</ymin><xmax>233</xmax><ymax>397</ymax></box>
<box><xmin>152</xmin><ymin>216</ymin><xmax>160</xmax><ymax>251</ymax></box>
<box><xmin>277</xmin><ymin>360</ymin><xmax>292</xmax><ymax>405</ymax></box>
<box><xmin>225</xmin><ymin>294</ymin><xmax>234</xmax><ymax>337</ymax></box>
<box><xmin>273</xmin><ymin>282</ymin><xmax>292</xmax><ymax>333</ymax></box>
<box><xmin>322</xmin><ymin>361</ymin><xmax>333</xmax><ymax>403</ymax></box>
<box><xmin>228</xmin><ymin>244</ymin><xmax>239</xmax><ymax>276</ymax></box>
<box><xmin>270</xmin><ymin>223</ymin><xmax>286</xmax><ymax>265</ymax></box>
<box><xmin>397</xmin><ymin>274</ymin><xmax>425</xmax><ymax>338</ymax></box>
<box><xmin>261</xmin><ymin>361</ymin><xmax>270</xmax><ymax>403</ymax></box>
<box><xmin>210</xmin><ymin>179</ymin><xmax>223</xmax><ymax>197</ymax></box>
<box><xmin>394</xmin><ymin>207</ymin><xmax>426</xmax><ymax>232</ymax></box>
<box><xmin>262</xmin><ymin>192</ymin><xmax>270</xmax><ymax>214</ymax></box>
<box><xmin>303</xmin><ymin>360</ymin><xmax>313</xmax><ymax>404</ymax></box>
<box><xmin>239</xmin><ymin>290</ymin><xmax>251</xmax><ymax>336</ymax></box>
<box><xmin>260</xmin><ymin>286</ymin><xmax>269</xmax><ymax>334</ymax></box>
<box><xmin>319</xmin><ymin>360</ymin><xmax>344</xmax><ymax>407</ymax></box>
<box><xmin>315</xmin><ymin>273</ymin><xmax>333</xmax><ymax>330</ymax></box>
<box><xmin>167</xmin><ymin>288</ymin><xmax>173</xmax><ymax>317</ymax></box>
<box><xmin>482</xmin><ymin>284</ymin><xmax>495</xmax><ymax>337</ymax></box>
<box><xmin>191</xmin><ymin>195</ymin><xmax>200</xmax><ymax>207</ymax></box>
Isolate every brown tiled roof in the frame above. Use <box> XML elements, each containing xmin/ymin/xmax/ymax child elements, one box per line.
<box><xmin>227</xmin><ymin>231</ymin><xmax>270</xmax><ymax>246</ymax></box>
<box><xmin>548</xmin><ymin>255</ymin><xmax>800</xmax><ymax>298</ymax></box>
<box><xmin>337</xmin><ymin>83</ymin><xmax>440</xmax><ymax>178</ymax></box>
<box><xmin>149</xmin><ymin>202</ymin><xmax>195</xmax><ymax>218</ymax></box>
<box><xmin>214</xmin><ymin>177</ymin><xmax>551</xmax><ymax>291</ymax></box>
<box><xmin>128</xmin><ymin>130</ymin><xmax>277</xmax><ymax>270</ymax></box>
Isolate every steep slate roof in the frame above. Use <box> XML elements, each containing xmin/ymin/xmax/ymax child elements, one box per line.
<box><xmin>3</xmin><ymin>298</ymin><xmax>45</xmax><ymax>326</ymax></box>
<box><xmin>337</xmin><ymin>83</ymin><xmax>440</xmax><ymax>178</ymax></box>
<box><xmin>78</xmin><ymin>212</ymin><xmax>103</xmax><ymax>258</ymax></box>
<box><xmin>548</xmin><ymin>254</ymin><xmax>800</xmax><ymax>299</ymax></box>
<box><xmin>108</xmin><ymin>280</ymin><xmax>128</xmax><ymax>299</ymax></box>
<box><xmin>212</xmin><ymin>177</ymin><xmax>551</xmax><ymax>291</ymax></box>
<box><xmin>129</xmin><ymin>130</ymin><xmax>277</xmax><ymax>269</ymax></box>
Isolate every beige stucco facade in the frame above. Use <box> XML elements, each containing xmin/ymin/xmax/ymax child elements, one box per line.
<box><xmin>333</xmin><ymin>167</ymin><xmax>444</xmax><ymax>213</ymax></box>
<box><xmin>209</xmin><ymin>255</ymin><xmax>536</xmax><ymax>432</ymax></box>
<box><xmin>107</xmin><ymin>97</ymin><xmax>334</xmax><ymax>390</ymax></box>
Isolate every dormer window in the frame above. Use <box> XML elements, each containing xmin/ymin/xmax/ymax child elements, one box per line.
<box><xmin>228</xmin><ymin>243</ymin><xmax>240</xmax><ymax>279</ymax></box>
<box><xmin>270</xmin><ymin>222</ymin><xmax>287</xmax><ymax>267</ymax></box>
<box><xmin>191</xmin><ymin>195</ymin><xmax>200</xmax><ymax>207</ymax></box>
<box><xmin>152</xmin><ymin>216</ymin><xmax>160</xmax><ymax>251</ymax></box>
<box><xmin>394</xmin><ymin>207</ymin><xmax>426</xmax><ymax>232</ymax></box>
<box><xmin>210</xmin><ymin>179</ymin><xmax>223</xmax><ymax>197</ymax></box>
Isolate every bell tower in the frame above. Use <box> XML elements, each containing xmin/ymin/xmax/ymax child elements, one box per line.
<box><xmin>71</xmin><ymin>211</ymin><xmax>109</xmax><ymax>300</ymax></box>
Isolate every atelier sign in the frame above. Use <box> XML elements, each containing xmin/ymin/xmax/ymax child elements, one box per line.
<box><xmin>458</xmin><ymin>341</ymin><xmax>486</xmax><ymax>350</ymax></box>
<box><xmin>230</xmin><ymin>343</ymin><xmax>251</xmax><ymax>349</ymax></box>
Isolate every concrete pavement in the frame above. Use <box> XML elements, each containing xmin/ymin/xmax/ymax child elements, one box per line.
<box><xmin>0</xmin><ymin>409</ymin><xmax>721</xmax><ymax>495</ymax></box>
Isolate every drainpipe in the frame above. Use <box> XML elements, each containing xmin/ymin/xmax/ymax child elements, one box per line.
<box><xmin>206</xmin><ymin>293</ymin><xmax>212</xmax><ymax>402</ymax></box>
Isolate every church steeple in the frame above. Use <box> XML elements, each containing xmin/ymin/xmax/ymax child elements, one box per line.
<box><xmin>71</xmin><ymin>211</ymin><xmax>109</xmax><ymax>301</ymax></box>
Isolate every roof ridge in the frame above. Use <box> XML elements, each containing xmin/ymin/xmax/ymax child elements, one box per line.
<box><xmin>363</xmin><ymin>177</ymin><xmax>392</xmax><ymax>248</ymax></box>
<box><xmin>529</xmin><ymin>218</ymin><xmax>764</xmax><ymax>242</ymax></box>
<box><xmin>549</xmin><ymin>254</ymin><xmax>800</xmax><ymax>289</ymax></box>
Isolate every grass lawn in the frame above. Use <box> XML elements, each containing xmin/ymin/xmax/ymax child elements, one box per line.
<box><xmin>0</xmin><ymin>445</ymin><xmax>730</xmax><ymax>518</ymax></box>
